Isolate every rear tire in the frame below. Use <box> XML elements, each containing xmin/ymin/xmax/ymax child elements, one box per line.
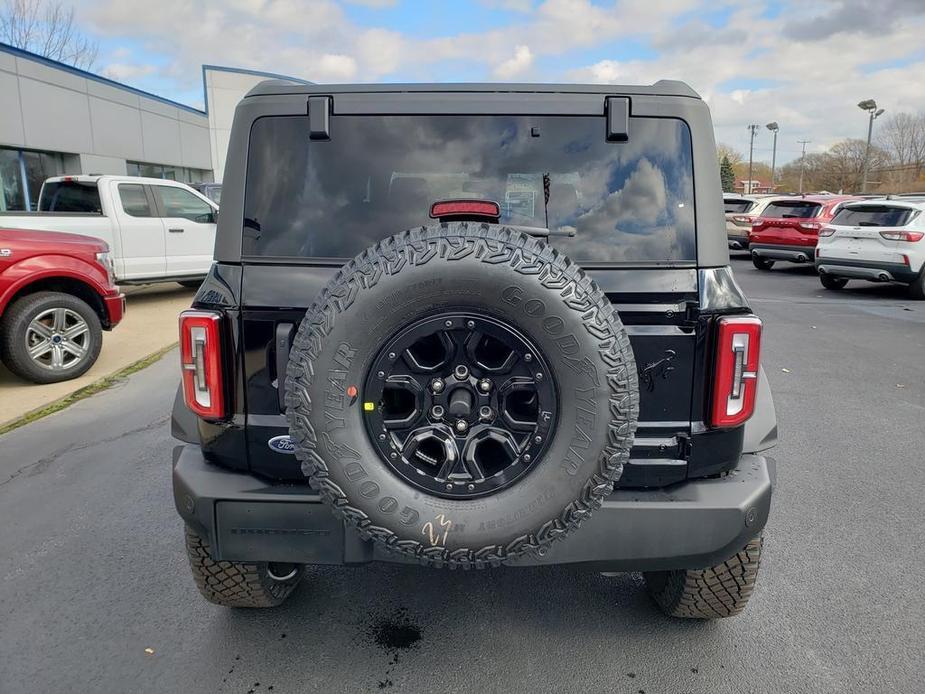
<box><xmin>178</xmin><ymin>280</ymin><xmax>202</xmax><ymax>289</ymax></box>
<box><xmin>751</xmin><ymin>256</ymin><xmax>775</xmax><ymax>271</ymax></box>
<box><xmin>184</xmin><ymin>526</ymin><xmax>303</xmax><ymax>608</ymax></box>
<box><xmin>644</xmin><ymin>535</ymin><xmax>763</xmax><ymax>619</ymax></box>
<box><xmin>819</xmin><ymin>275</ymin><xmax>848</xmax><ymax>290</ymax></box>
<box><xmin>908</xmin><ymin>268</ymin><xmax>925</xmax><ymax>300</ymax></box>
<box><xmin>0</xmin><ymin>291</ymin><xmax>102</xmax><ymax>384</ymax></box>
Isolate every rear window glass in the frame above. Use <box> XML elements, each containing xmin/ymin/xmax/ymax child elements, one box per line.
<box><xmin>39</xmin><ymin>181</ymin><xmax>102</xmax><ymax>213</ymax></box>
<box><xmin>243</xmin><ymin>115</ymin><xmax>696</xmax><ymax>263</ymax></box>
<box><xmin>831</xmin><ymin>205</ymin><xmax>917</xmax><ymax>227</ymax></box>
<box><xmin>761</xmin><ymin>201</ymin><xmax>821</xmax><ymax>219</ymax></box>
<box><xmin>724</xmin><ymin>200</ymin><xmax>753</xmax><ymax>214</ymax></box>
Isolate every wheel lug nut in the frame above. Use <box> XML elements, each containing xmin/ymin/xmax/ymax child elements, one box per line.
<box><xmin>379</xmin><ymin>434</ymin><xmax>386</xmax><ymax>441</ymax></box>
<box><xmin>454</xmin><ymin>364</ymin><xmax>469</xmax><ymax>380</ymax></box>
<box><xmin>466</xmin><ymin>320</ymin><xmax>475</xmax><ymax>329</ymax></box>
<box><xmin>534</xmin><ymin>435</ymin><xmax>542</xmax><ymax>444</ymax></box>
<box><xmin>479</xmin><ymin>406</ymin><xmax>493</xmax><ymax>420</ymax></box>
<box><xmin>524</xmin><ymin>353</ymin><xmax>533</xmax><ymax>362</ymax></box>
<box><xmin>377</xmin><ymin>370</ymin><xmax>385</xmax><ymax>378</ymax></box>
<box><xmin>431</xmin><ymin>405</ymin><xmax>445</xmax><ymax>419</ymax></box>
<box><xmin>478</xmin><ymin>378</ymin><xmax>491</xmax><ymax>393</ymax></box>
<box><xmin>431</xmin><ymin>378</ymin><xmax>445</xmax><ymax>393</ymax></box>
<box><xmin>388</xmin><ymin>351</ymin><xmax>396</xmax><ymax>359</ymax></box>
<box><xmin>454</xmin><ymin>419</ymin><xmax>468</xmax><ymax>433</ymax></box>
<box><xmin>523</xmin><ymin>454</ymin><xmax>532</xmax><ymax>463</ymax></box>
<box><xmin>467</xmin><ymin>484</ymin><xmax>475</xmax><ymax>491</ymax></box>
<box><xmin>535</xmin><ymin>372</ymin><xmax>543</xmax><ymax>381</ymax></box>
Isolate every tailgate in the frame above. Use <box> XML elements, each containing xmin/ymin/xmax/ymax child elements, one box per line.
<box><xmin>238</xmin><ymin>265</ymin><xmax>700</xmax><ymax>488</ymax></box>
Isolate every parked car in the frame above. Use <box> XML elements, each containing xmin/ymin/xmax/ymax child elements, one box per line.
<box><xmin>170</xmin><ymin>81</ymin><xmax>777</xmax><ymax>619</ymax></box>
<box><xmin>0</xmin><ymin>227</ymin><xmax>124</xmax><ymax>383</ymax></box>
<box><xmin>724</xmin><ymin>194</ymin><xmax>775</xmax><ymax>251</ymax></box>
<box><xmin>749</xmin><ymin>195</ymin><xmax>860</xmax><ymax>270</ymax></box>
<box><xmin>815</xmin><ymin>199</ymin><xmax>925</xmax><ymax>298</ymax></box>
<box><xmin>191</xmin><ymin>183</ymin><xmax>222</xmax><ymax>205</ymax></box>
<box><xmin>0</xmin><ymin>175</ymin><xmax>218</xmax><ymax>286</ymax></box>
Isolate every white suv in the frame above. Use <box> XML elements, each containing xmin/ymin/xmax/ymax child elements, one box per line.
<box><xmin>815</xmin><ymin>198</ymin><xmax>925</xmax><ymax>299</ymax></box>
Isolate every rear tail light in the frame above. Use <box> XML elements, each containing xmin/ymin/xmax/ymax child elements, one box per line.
<box><xmin>798</xmin><ymin>222</ymin><xmax>821</xmax><ymax>231</ymax></box>
<box><xmin>179</xmin><ymin>310</ymin><xmax>225</xmax><ymax>419</ymax></box>
<box><xmin>818</xmin><ymin>226</ymin><xmax>836</xmax><ymax>237</ymax></box>
<box><xmin>732</xmin><ymin>215</ymin><xmax>752</xmax><ymax>225</ymax></box>
<box><xmin>710</xmin><ymin>315</ymin><xmax>762</xmax><ymax>428</ymax></box>
<box><xmin>751</xmin><ymin>219</ymin><xmax>763</xmax><ymax>227</ymax></box>
<box><xmin>879</xmin><ymin>230</ymin><xmax>924</xmax><ymax>242</ymax></box>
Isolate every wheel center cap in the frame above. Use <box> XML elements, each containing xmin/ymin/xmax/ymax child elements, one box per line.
<box><xmin>52</xmin><ymin>335</ymin><xmax>62</xmax><ymax>343</ymax></box>
<box><xmin>447</xmin><ymin>387</ymin><xmax>473</xmax><ymax>418</ymax></box>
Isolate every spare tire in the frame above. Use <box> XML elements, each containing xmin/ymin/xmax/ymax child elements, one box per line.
<box><xmin>285</xmin><ymin>224</ymin><xmax>639</xmax><ymax>568</ymax></box>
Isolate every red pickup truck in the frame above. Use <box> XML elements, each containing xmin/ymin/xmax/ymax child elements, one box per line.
<box><xmin>749</xmin><ymin>195</ymin><xmax>861</xmax><ymax>270</ymax></box>
<box><xmin>0</xmin><ymin>228</ymin><xmax>124</xmax><ymax>383</ymax></box>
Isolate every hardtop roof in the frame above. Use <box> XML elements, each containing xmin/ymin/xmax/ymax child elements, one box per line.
<box><xmin>244</xmin><ymin>80</ymin><xmax>701</xmax><ymax>100</ymax></box>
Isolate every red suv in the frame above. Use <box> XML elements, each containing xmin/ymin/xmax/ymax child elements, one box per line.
<box><xmin>0</xmin><ymin>228</ymin><xmax>124</xmax><ymax>383</ymax></box>
<box><xmin>749</xmin><ymin>195</ymin><xmax>861</xmax><ymax>270</ymax></box>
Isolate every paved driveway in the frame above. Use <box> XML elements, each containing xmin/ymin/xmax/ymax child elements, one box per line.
<box><xmin>0</xmin><ymin>258</ymin><xmax>922</xmax><ymax>693</ymax></box>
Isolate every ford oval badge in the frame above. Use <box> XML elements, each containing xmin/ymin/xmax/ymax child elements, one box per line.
<box><xmin>268</xmin><ymin>435</ymin><xmax>295</xmax><ymax>454</ymax></box>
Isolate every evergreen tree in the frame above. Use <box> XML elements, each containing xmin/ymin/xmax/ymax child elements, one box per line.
<box><xmin>720</xmin><ymin>155</ymin><xmax>736</xmax><ymax>193</ymax></box>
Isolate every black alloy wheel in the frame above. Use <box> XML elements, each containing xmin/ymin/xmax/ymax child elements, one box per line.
<box><xmin>363</xmin><ymin>312</ymin><xmax>557</xmax><ymax>499</ymax></box>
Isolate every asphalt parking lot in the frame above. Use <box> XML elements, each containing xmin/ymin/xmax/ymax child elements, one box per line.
<box><xmin>1</xmin><ymin>255</ymin><xmax>922</xmax><ymax>694</ymax></box>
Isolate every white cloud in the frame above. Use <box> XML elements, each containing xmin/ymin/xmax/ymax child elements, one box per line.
<box><xmin>80</xmin><ymin>0</ymin><xmax>925</xmax><ymax>164</ymax></box>
<box><xmin>493</xmin><ymin>45</ymin><xmax>533</xmax><ymax>79</ymax></box>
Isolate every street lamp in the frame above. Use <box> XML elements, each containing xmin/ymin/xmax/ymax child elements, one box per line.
<box><xmin>858</xmin><ymin>100</ymin><xmax>885</xmax><ymax>193</ymax></box>
<box><xmin>766</xmin><ymin>122</ymin><xmax>779</xmax><ymax>191</ymax></box>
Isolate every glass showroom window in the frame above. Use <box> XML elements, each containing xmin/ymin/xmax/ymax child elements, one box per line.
<box><xmin>127</xmin><ymin>161</ymin><xmax>213</xmax><ymax>184</ymax></box>
<box><xmin>0</xmin><ymin>147</ymin><xmax>64</xmax><ymax>211</ymax></box>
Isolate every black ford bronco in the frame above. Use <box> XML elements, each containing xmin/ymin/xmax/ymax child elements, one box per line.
<box><xmin>171</xmin><ymin>82</ymin><xmax>777</xmax><ymax>619</ymax></box>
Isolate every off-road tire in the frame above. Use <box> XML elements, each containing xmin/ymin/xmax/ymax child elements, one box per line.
<box><xmin>819</xmin><ymin>274</ymin><xmax>848</xmax><ymax>290</ymax></box>
<box><xmin>751</xmin><ymin>256</ymin><xmax>775</xmax><ymax>271</ymax></box>
<box><xmin>0</xmin><ymin>291</ymin><xmax>102</xmax><ymax>384</ymax></box>
<box><xmin>285</xmin><ymin>223</ymin><xmax>639</xmax><ymax>569</ymax></box>
<box><xmin>644</xmin><ymin>535</ymin><xmax>763</xmax><ymax>619</ymax></box>
<box><xmin>184</xmin><ymin>526</ymin><xmax>303</xmax><ymax>608</ymax></box>
<box><xmin>908</xmin><ymin>268</ymin><xmax>925</xmax><ymax>300</ymax></box>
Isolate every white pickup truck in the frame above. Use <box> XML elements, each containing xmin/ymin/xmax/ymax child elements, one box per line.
<box><xmin>0</xmin><ymin>175</ymin><xmax>218</xmax><ymax>285</ymax></box>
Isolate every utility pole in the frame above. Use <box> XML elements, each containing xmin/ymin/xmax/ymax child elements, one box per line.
<box><xmin>797</xmin><ymin>140</ymin><xmax>811</xmax><ymax>194</ymax></box>
<box><xmin>746</xmin><ymin>124</ymin><xmax>759</xmax><ymax>194</ymax></box>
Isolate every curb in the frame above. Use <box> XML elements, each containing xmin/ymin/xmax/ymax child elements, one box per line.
<box><xmin>0</xmin><ymin>342</ymin><xmax>178</xmax><ymax>436</ymax></box>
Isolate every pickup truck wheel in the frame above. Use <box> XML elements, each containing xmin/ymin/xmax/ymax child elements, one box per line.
<box><xmin>643</xmin><ymin>535</ymin><xmax>763</xmax><ymax>619</ymax></box>
<box><xmin>751</xmin><ymin>256</ymin><xmax>775</xmax><ymax>271</ymax></box>
<box><xmin>819</xmin><ymin>275</ymin><xmax>848</xmax><ymax>290</ymax></box>
<box><xmin>285</xmin><ymin>223</ymin><xmax>639</xmax><ymax>568</ymax></box>
<box><xmin>0</xmin><ymin>291</ymin><xmax>102</xmax><ymax>384</ymax></box>
<box><xmin>184</xmin><ymin>526</ymin><xmax>303</xmax><ymax>608</ymax></box>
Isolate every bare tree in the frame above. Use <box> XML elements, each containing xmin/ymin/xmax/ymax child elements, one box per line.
<box><xmin>0</xmin><ymin>0</ymin><xmax>98</xmax><ymax>70</ymax></box>
<box><xmin>876</xmin><ymin>112</ymin><xmax>925</xmax><ymax>190</ymax></box>
<box><xmin>716</xmin><ymin>142</ymin><xmax>744</xmax><ymax>167</ymax></box>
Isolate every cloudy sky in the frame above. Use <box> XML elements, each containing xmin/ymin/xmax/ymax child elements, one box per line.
<box><xmin>76</xmin><ymin>0</ymin><xmax>925</xmax><ymax>165</ymax></box>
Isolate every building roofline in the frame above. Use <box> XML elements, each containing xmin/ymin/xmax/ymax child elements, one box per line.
<box><xmin>0</xmin><ymin>41</ymin><xmax>309</xmax><ymax>118</ymax></box>
<box><xmin>0</xmin><ymin>40</ymin><xmax>207</xmax><ymax>115</ymax></box>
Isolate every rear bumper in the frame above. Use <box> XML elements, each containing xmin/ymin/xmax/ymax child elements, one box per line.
<box><xmin>750</xmin><ymin>244</ymin><xmax>814</xmax><ymax>263</ymax></box>
<box><xmin>102</xmin><ymin>290</ymin><xmax>125</xmax><ymax>328</ymax></box>
<box><xmin>816</xmin><ymin>258</ymin><xmax>918</xmax><ymax>283</ymax></box>
<box><xmin>727</xmin><ymin>233</ymin><xmax>750</xmax><ymax>250</ymax></box>
<box><xmin>172</xmin><ymin>444</ymin><xmax>775</xmax><ymax>572</ymax></box>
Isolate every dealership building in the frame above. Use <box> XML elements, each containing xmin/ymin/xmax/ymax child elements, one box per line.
<box><xmin>0</xmin><ymin>41</ymin><xmax>307</xmax><ymax>211</ymax></box>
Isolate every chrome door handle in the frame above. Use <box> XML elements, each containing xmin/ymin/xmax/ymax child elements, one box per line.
<box><xmin>168</xmin><ymin>227</ymin><xmax>184</xmax><ymax>233</ymax></box>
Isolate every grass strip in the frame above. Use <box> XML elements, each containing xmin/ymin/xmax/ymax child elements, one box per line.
<box><xmin>0</xmin><ymin>342</ymin><xmax>177</xmax><ymax>437</ymax></box>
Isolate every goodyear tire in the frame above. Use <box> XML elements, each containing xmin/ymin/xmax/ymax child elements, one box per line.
<box><xmin>285</xmin><ymin>224</ymin><xmax>639</xmax><ymax>568</ymax></box>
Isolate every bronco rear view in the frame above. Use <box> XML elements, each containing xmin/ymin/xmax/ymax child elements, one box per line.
<box><xmin>171</xmin><ymin>82</ymin><xmax>777</xmax><ymax>619</ymax></box>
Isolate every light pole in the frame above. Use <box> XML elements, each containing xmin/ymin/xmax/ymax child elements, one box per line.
<box><xmin>766</xmin><ymin>122</ymin><xmax>779</xmax><ymax>191</ymax></box>
<box><xmin>858</xmin><ymin>99</ymin><xmax>885</xmax><ymax>193</ymax></box>
<box><xmin>797</xmin><ymin>140</ymin><xmax>811</xmax><ymax>194</ymax></box>
<box><xmin>746</xmin><ymin>124</ymin><xmax>759</xmax><ymax>194</ymax></box>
